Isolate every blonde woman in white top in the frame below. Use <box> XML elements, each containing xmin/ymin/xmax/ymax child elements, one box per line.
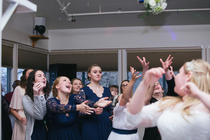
<box><xmin>126</xmin><ymin>59</ymin><xmax>210</xmax><ymax>140</ymax></box>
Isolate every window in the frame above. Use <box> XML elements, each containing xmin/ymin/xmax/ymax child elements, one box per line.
<box><xmin>1</xmin><ymin>67</ymin><xmax>7</xmax><ymax>95</ymax></box>
<box><xmin>17</xmin><ymin>68</ymin><xmax>24</xmax><ymax>80</ymax></box>
<box><xmin>77</xmin><ymin>71</ymin><xmax>118</xmax><ymax>87</ymax></box>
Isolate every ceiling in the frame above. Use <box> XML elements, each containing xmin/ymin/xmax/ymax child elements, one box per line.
<box><xmin>29</xmin><ymin>0</ymin><xmax>210</xmax><ymax>29</ymax></box>
<box><xmin>1</xmin><ymin>0</ymin><xmax>208</xmax><ymax>72</ymax></box>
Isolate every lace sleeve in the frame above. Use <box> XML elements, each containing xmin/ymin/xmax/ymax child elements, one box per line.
<box><xmin>125</xmin><ymin>101</ymin><xmax>162</xmax><ymax>128</ymax></box>
<box><xmin>2</xmin><ymin>95</ymin><xmax>10</xmax><ymax>114</ymax></box>
<box><xmin>46</xmin><ymin>98</ymin><xmax>76</xmax><ymax>113</ymax></box>
<box><xmin>74</xmin><ymin>90</ymin><xmax>95</xmax><ymax>107</ymax></box>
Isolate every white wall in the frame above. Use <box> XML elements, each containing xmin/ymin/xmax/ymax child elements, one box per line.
<box><xmin>48</xmin><ymin>25</ymin><xmax>210</xmax><ymax>51</ymax></box>
<box><xmin>2</xmin><ymin>13</ymin><xmax>48</xmax><ymax>50</ymax></box>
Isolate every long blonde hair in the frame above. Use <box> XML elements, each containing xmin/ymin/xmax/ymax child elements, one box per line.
<box><xmin>159</xmin><ymin>59</ymin><xmax>210</xmax><ymax>118</ymax></box>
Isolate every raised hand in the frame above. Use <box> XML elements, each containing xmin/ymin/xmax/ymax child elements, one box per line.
<box><xmin>94</xmin><ymin>107</ymin><xmax>103</xmax><ymax>115</ymax></box>
<box><xmin>180</xmin><ymin>82</ymin><xmax>201</xmax><ymax>98</ymax></box>
<box><xmin>77</xmin><ymin>100</ymin><xmax>95</xmax><ymax>115</ymax></box>
<box><xmin>33</xmin><ymin>82</ymin><xmax>44</xmax><ymax>95</ymax></box>
<box><xmin>137</xmin><ymin>56</ymin><xmax>149</xmax><ymax>70</ymax></box>
<box><xmin>160</xmin><ymin>54</ymin><xmax>173</xmax><ymax>71</ymax></box>
<box><xmin>142</xmin><ymin>67</ymin><xmax>165</xmax><ymax>86</ymax></box>
<box><xmin>169</xmin><ymin>66</ymin><xmax>175</xmax><ymax>78</ymax></box>
<box><xmin>94</xmin><ymin>97</ymin><xmax>112</xmax><ymax>107</ymax></box>
<box><xmin>130</xmin><ymin>66</ymin><xmax>141</xmax><ymax>82</ymax></box>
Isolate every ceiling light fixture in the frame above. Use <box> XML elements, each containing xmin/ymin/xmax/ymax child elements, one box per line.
<box><xmin>67</xmin><ymin>16</ymin><xmax>76</xmax><ymax>22</ymax></box>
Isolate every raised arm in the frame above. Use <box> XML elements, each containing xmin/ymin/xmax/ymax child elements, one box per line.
<box><xmin>127</xmin><ymin>67</ymin><xmax>165</xmax><ymax>115</ymax></box>
<box><xmin>144</xmin><ymin>84</ymin><xmax>155</xmax><ymax>105</ymax></box>
<box><xmin>137</xmin><ymin>56</ymin><xmax>149</xmax><ymax>80</ymax></box>
<box><xmin>160</xmin><ymin>54</ymin><xmax>173</xmax><ymax>80</ymax></box>
<box><xmin>120</xmin><ymin>66</ymin><xmax>141</xmax><ymax>106</ymax></box>
<box><xmin>22</xmin><ymin>95</ymin><xmax>46</xmax><ymax>120</ymax></box>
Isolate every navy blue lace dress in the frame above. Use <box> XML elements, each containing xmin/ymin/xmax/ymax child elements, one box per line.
<box><xmin>46</xmin><ymin>95</ymin><xmax>81</xmax><ymax>140</ymax></box>
<box><xmin>75</xmin><ymin>86</ymin><xmax>113</xmax><ymax>140</ymax></box>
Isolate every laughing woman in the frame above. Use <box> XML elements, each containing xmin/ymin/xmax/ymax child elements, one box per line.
<box><xmin>22</xmin><ymin>70</ymin><xmax>51</xmax><ymax>140</ymax></box>
<box><xmin>46</xmin><ymin>76</ymin><xmax>95</xmax><ymax>140</ymax></box>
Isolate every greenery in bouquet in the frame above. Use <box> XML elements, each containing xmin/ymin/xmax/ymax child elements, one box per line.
<box><xmin>140</xmin><ymin>0</ymin><xmax>169</xmax><ymax>18</ymax></box>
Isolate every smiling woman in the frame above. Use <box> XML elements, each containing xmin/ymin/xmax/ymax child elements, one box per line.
<box><xmin>46</xmin><ymin>76</ymin><xmax>95</xmax><ymax>140</ymax></box>
<box><xmin>22</xmin><ymin>70</ymin><xmax>51</xmax><ymax>140</ymax></box>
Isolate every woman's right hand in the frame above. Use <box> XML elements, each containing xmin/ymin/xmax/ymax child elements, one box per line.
<box><xmin>77</xmin><ymin>100</ymin><xmax>95</xmax><ymax>115</ymax></box>
<box><xmin>143</xmin><ymin>67</ymin><xmax>165</xmax><ymax>86</ymax></box>
<box><xmin>33</xmin><ymin>82</ymin><xmax>44</xmax><ymax>95</ymax></box>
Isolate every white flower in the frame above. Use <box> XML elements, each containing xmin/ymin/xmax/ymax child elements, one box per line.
<box><xmin>149</xmin><ymin>0</ymin><xmax>156</xmax><ymax>7</ymax></box>
<box><xmin>161</xmin><ymin>2</ymin><xmax>167</xmax><ymax>10</ymax></box>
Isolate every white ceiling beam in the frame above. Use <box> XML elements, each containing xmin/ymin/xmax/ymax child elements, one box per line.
<box><xmin>1</xmin><ymin>0</ymin><xmax>37</xmax><ymax>31</ymax></box>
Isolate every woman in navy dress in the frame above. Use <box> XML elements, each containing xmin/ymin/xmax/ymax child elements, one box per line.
<box><xmin>75</xmin><ymin>64</ymin><xmax>113</xmax><ymax>140</ymax></box>
<box><xmin>47</xmin><ymin>76</ymin><xmax>95</xmax><ymax>140</ymax></box>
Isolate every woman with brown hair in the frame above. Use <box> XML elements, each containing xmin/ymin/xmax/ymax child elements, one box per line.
<box><xmin>10</xmin><ymin>69</ymin><xmax>33</xmax><ymax>140</ymax></box>
<box><xmin>76</xmin><ymin>64</ymin><xmax>113</xmax><ymax>140</ymax></box>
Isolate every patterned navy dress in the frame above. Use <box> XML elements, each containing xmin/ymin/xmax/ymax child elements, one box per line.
<box><xmin>46</xmin><ymin>95</ymin><xmax>81</xmax><ymax>140</ymax></box>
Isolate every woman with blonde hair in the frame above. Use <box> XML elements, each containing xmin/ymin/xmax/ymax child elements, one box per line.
<box><xmin>46</xmin><ymin>76</ymin><xmax>94</xmax><ymax>140</ymax></box>
<box><xmin>126</xmin><ymin>59</ymin><xmax>210</xmax><ymax>140</ymax></box>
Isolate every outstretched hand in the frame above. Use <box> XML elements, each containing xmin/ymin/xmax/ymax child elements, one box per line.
<box><xmin>160</xmin><ymin>54</ymin><xmax>173</xmax><ymax>71</ymax></box>
<box><xmin>137</xmin><ymin>56</ymin><xmax>149</xmax><ymax>70</ymax></box>
<box><xmin>130</xmin><ymin>66</ymin><xmax>141</xmax><ymax>82</ymax></box>
<box><xmin>78</xmin><ymin>100</ymin><xmax>95</xmax><ymax>115</ymax></box>
<box><xmin>95</xmin><ymin>97</ymin><xmax>112</xmax><ymax>107</ymax></box>
<box><xmin>142</xmin><ymin>67</ymin><xmax>165</xmax><ymax>86</ymax></box>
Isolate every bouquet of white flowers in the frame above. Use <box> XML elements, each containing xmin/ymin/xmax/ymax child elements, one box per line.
<box><xmin>140</xmin><ymin>0</ymin><xmax>168</xmax><ymax>17</ymax></box>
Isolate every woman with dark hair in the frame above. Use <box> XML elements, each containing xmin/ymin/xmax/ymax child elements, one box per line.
<box><xmin>113</xmin><ymin>80</ymin><xmax>129</xmax><ymax>107</ymax></box>
<box><xmin>22</xmin><ymin>70</ymin><xmax>51</xmax><ymax>140</ymax></box>
<box><xmin>10</xmin><ymin>69</ymin><xmax>33</xmax><ymax>140</ymax></box>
